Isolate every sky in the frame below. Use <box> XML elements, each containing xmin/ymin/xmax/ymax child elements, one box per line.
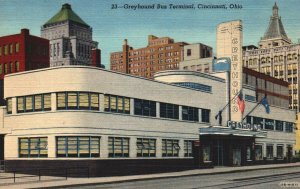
<box><xmin>0</xmin><ymin>0</ymin><xmax>299</xmax><ymax>68</ymax></box>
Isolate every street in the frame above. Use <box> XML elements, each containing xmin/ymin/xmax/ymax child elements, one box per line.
<box><xmin>57</xmin><ymin>167</ymin><xmax>300</xmax><ymax>189</ymax></box>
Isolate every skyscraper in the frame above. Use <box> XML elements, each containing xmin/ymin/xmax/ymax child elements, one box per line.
<box><xmin>243</xmin><ymin>3</ymin><xmax>300</xmax><ymax>111</ymax></box>
<box><xmin>41</xmin><ymin>3</ymin><xmax>101</xmax><ymax>67</ymax></box>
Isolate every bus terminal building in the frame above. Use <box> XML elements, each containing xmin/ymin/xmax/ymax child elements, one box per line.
<box><xmin>0</xmin><ymin>65</ymin><xmax>295</xmax><ymax>176</ymax></box>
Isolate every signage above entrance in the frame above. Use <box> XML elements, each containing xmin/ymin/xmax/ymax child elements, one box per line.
<box><xmin>227</xmin><ymin>121</ymin><xmax>261</xmax><ymax>131</ymax></box>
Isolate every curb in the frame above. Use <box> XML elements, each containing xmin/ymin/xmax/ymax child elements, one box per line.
<box><xmin>35</xmin><ymin>163</ymin><xmax>300</xmax><ymax>189</ymax></box>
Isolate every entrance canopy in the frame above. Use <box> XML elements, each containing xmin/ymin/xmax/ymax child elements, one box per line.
<box><xmin>199</xmin><ymin>126</ymin><xmax>267</xmax><ymax>138</ymax></box>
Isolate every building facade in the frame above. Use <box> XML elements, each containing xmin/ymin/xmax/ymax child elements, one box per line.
<box><xmin>179</xmin><ymin>43</ymin><xmax>213</xmax><ymax>73</ymax></box>
<box><xmin>0</xmin><ymin>66</ymin><xmax>295</xmax><ymax>176</ymax></box>
<box><xmin>110</xmin><ymin>35</ymin><xmax>188</xmax><ymax>78</ymax></box>
<box><xmin>41</xmin><ymin>3</ymin><xmax>101</xmax><ymax>67</ymax></box>
<box><xmin>243</xmin><ymin>3</ymin><xmax>299</xmax><ymax>111</ymax></box>
<box><xmin>0</xmin><ymin>28</ymin><xmax>49</xmax><ymax>105</ymax></box>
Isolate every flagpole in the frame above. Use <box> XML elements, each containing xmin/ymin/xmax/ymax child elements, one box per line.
<box><xmin>214</xmin><ymin>89</ymin><xmax>242</xmax><ymax>118</ymax></box>
<box><xmin>241</xmin><ymin>97</ymin><xmax>264</xmax><ymax>121</ymax></box>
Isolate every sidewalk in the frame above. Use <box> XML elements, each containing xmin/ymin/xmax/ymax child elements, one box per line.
<box><xmin>1</xmin><ymin>162</ymin><xmax>300</xmax><ymax>189</ymax></box>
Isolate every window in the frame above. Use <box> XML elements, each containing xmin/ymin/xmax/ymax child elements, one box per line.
<box><xmin>203</xmin><ymin>146</ymin><xmax>211</xmax><ymax>161</ymax></box>
<box><xmin>162</xmin><ymin>139</ymin><xmax>179</xmax><ymax>157</ymax></box>
<box><xmin>160</xmin><ymin>103</ymin><xmax>179</xmax><ymax>119</ymax></box>
<box><xmin>137</xmin><ymin>138</ymin><xmax>156</xmax><ymax>157</ymax></box>
<box><xmin>187</xmin><ymin>49</ymin><xmax>191</xmax><ymax>56</ymax></box>
<box><xmin>7</xmin><ymin>98</ymin><xmax>12</xmax><ymax>114</ymax></box>
<box><xmin>184</xmin><ymin>140</ymin><xmax>193</xmax><ymax>157</ymax></box>
<box><xmin>134</xmin><ymin>99</ymin><xmax>156</xmax><ymax>117</ymax></box>
<box><xmin>286</xmin><ymin>122</ymin><xmax>294</xmax><ymax>132</ymax></box>
<box><xmin>265</xmin><ymin>119</ymin><xmax>274</xmax><ymax>130</ymax></box>
<box><xmin>57</xmin><ymin>92</ymin><xmax>99</xmax><ymax>111</ymax></box>
<box><xmin>15</xmin><ymin>61</ymin><xmax>20</xmax><ymax>72</ymax></box>
<box><xmin>275</xmin><ymin>120</ymin><xmax>284</xmax><ymax>131</ymax></box>
<box><xmin>182</xmin><ymin>106</ymin><xmax>198</xmax><ymax>122</ymax></box>
<box><xmin>56</xmin><ymin>136</ymin><xmax>100</xmax><ymax>158</ymax></box>
<box><xmin>246</xmin><ymin>146</ymin><xmax>251</xmax><ymax>160</ymax></box>
<box><xmin>255</xmin><ymin>145</ymin><xmax>263</xmax><ymax>160</ymax></box>
<box><xmin>0</xmin><ymin>64</ymin><xmax>2</xmax><ymax>74</ymax></box>
<box><xmin>266</xmin><ymin>145</ymin><xmax>273</xmax><ymax>159</ymax></box>
<box><xmin>15</xmin><ymin>43</ymin><xmax>19</xmax><ymax>53</ymax></box>
<box><xmin>108</xmin><ymin>137</ymin><xmax>129</xmax><ymax>157</ymax></box>
<box><xmin>277</xmin><ymin>145</ymin><xmax>283</xmax><ymax>159</ymax></box>
<box><xmin>9</xmin><ymin>44</ymin><xmax>13</xmax><ymax>54</ymax></box>
<box><xmin>4</xmin><ymin>45</ymin><xmax>8</xmax><ymax>55</ymax></box>
<box><xmin>173</xmin><ymin>82</ymin><xmax>212</xmax><ymax>93</ymax></box>
<box><xmin>19</xmin><ymin>137</ymin><xmax>48</xmax><ymax>158</ymax></box>
<box><xmin>4</xmin><ymin>64</ymin><xmax>8</xmax><ymax>74</ymax></box>
<box><xmin>245</xmin><ymin>95</ymin><xmax>256</xmax><ymax>102</ymax></box>
<box><xmin>201</xmin><ymin>109</ymin><xmax>210</xmax><ymax>123</ymax></box>
<box><xmin>0</xmin><ymin>46</ymin><xmax>2</xmax><ymax>56</ymax></box>
<box><xmin>105</xmin><ymin>94</ymin><xmax>129</xmax><ymax>114</ymax></box>
<box><xmin>253</xmin><ymin>116</ymin><xmax>264</xmax><ymax>129</ymax></box>
<box><xmin>17</xmin><ymin>94</ymin><xmax>51</xmax><ymax>113</ymax></box>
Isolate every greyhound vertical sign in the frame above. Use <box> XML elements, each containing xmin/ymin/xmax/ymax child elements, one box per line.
<box><xmin>216</xmin><ymin>20</ymin><xmax>243</xmax><ymax>122</ymax></box>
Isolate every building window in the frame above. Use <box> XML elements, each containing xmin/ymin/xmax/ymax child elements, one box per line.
<box><xmin>15</xmin><ymin>43</ymin><xmax>19</xmax><ymax>53</ymax></box>
<box><xmin>201</xmin><ymin>109</ymin><xmax>210</xmax><ymax>123</ymax></box>
<box><xmin>277</xmin><ymin>145</ymin><xmax>283</xmax><ymax>159</ymax></box>
<box><xmin>266</xmin><ymin>145</ymin><xmax>273</xmax><ymax>159</ymax></box>
<box><xmin>173</xmin><ymin>82</ymin><xmax>212</xmax><ymax>93</ymax></box>
<box><xmin>4</xmin><ymin>45</ymin><xmax>8</xmax><ymax>55</ymax></box>
<box><xmin>203</xmin><ymin>145</ymin><xmax>211</xmax><ymax>161</ymax></box>
<box><xmin>9</xmin><ymin>62</ymin><xmax>13</xmax><ymax>73</ymax></box>
<box><xmin>17</xmin><ymin>94</ymin><xmax>51</xmax><ymax>113</ymax></box>
<box><xmin>285</xmin><ymin>122</ymin><xmax>294</xmax><ymax>132</ymax></box>
<box><xmin>160</xmin><ymin>103</ymin><xmax>179</xmax><ymax>119</ymax></box>
<box><xmin>255</xmin><ymin>144</ymin><xmax>263</xmax><ymax>160</ymax></box>
<box><xmin>136</xmin><ymin>138</ymin><xmax>156</xmax><ymax>157</ymax></box>
<box><xmin>0</xmin><ymin>64</ymin><xmax>2</xmax><ymax>75</ymax></box>
<box><xmin>134</xmin><ymin>99</ymin><xmax>156</xmax><ymax>117</ymax></box>
<box><xmin>245</xmin><ymin>95</ymin><xmax>256</xmax><ymax>102</ymax></box>
<box><xmin>9</xmin><ymin>44</ymin><xmax>13</xmax><ymax>54</ymax></box>
<box><xmin>56</xmin><ymin>136</ymin><xmax>100</xmax><ymax>158</ymax></box>
<box><xmin>4</xmin><ymin>64</ymin><xmax>8</xmax><ymax>74</ymax></box>
<box><xmin>184</xmin><ymin>140</ymin><xmax>193</xmax><ymax>157</ymax></box>
<box><xmin>108</xmin><ymin>137</ymin><xmax>129</xmax><ymax>157</ymax></box>
<box><xmin>182</xmin><ymin>106</ymin><xmax>198</xmax><ymax>122</ymax></box>
<box><xmin>275</xmin><ymin>120</ymin><xmax>284</xmax><ymax>131</ymax></box>
<box><xmin>57</xmin><ymin>92</ymin><xmax>99</xmax><ymax>111</ymax></box>
<box><xmin>19</xmin><ymin>137</ymin><xmax>48</xmax><ymax>158</ymax></box>
<box><xmin>15</xmin><ymin>61</ymin><xmax>20</xmax><ymax>72</ymax></box>
<box><xmin>0</xmin><ymin>46</ymin><xmax>2</xmax><ymax>56</ymax></box>
<box><xmin>105</xmin><ymin>94</ymin><xmax>130</xmax><ymax>114</ymax></box>
<box><xmin>187</xmin><ymin>49</ymin><xmax>191</xmax><ymax>56</ymax></box>
<box><xmin>253</xmin><ymin>116</ymin><xmax>263</xmax><ymax>129</ymax></box>
<box><xmin>7</xmin><ymin>98</ymin><xmax>12</xmax><ymax>114</ymax></box>
<box><xmin>162</xmin><ymin>139</ymin><xmax>179</xmax><ymax>157</ymax></box>
<box><xmin>265</xmin><ymin>119</ymin><xmax>274</xmax><ymax>130</ymax></box>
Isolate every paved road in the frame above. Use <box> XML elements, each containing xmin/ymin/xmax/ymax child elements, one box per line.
<box><xmin>57</xmin><ymin>167</ymin><xmax>300</xmax><ymax>189</ymax></box>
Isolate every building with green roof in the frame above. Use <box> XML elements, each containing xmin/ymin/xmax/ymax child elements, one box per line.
<box><xmin>41</xmin><ymin>3</ymin><xmax>101</xmax><ymax>67</ymax></box>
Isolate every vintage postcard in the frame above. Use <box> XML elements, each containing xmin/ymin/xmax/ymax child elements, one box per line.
<box><xmin>0</xmin><ymin>0</ymin><xmax>299</xmax><ymax>188</ymax></box>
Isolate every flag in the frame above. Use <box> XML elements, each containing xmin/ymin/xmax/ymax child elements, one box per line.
<box><xmin>261</xmin><ymin>96</ymin><xmax>270</xmax><ymax>114</ymax></box>
<box><xmin>237</xmin><ymin>92</ymin><xmax>245</xmax><ymax>114</ymax></box>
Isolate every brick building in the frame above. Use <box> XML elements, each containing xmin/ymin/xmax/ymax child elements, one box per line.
<box><xmin>0</xmin><ymin>28</ymin><xmax>49</xmax><ymax>105</ymax></box>
<box><xmin>110</xmin><ymin>35</ymin><xmax>188</xmax><ymax>78</ymax></box>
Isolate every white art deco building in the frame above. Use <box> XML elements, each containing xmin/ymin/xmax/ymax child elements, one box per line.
<box><xmin>0</xmin><ymin>66</ymin><xmax>295</xmax><ymax>176</ymax></box>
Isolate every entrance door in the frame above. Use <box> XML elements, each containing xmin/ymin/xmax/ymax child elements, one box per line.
<box><xmin>233</xmin><ymin>148</ymin><xmax>241</xmax><ymax>166</ymax></box>
<box><xmin>213</xmin><ymin>140</ymin><xmax>224</xmax><ymax>166</ymax></box>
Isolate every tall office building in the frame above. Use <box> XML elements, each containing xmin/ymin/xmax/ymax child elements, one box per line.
<box><xmin>41</xmin><ymin>3</ymin><xmax>101</xmax><ymax>67</ymax></box>
<box><xmin>110</xmin><ymin>35</ymin><xmax>188</xmax><ymax>79</ymax></box>
<box><xmin>243</xmin><ymin>3</ymin><xmax>300</xmax><ymax>110</ymax></box>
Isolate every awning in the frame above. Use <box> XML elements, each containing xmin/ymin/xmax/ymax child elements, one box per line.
<box><xmin>199</xmin><ymin>126</ymin><xmax>267</xmax><ymax>138</ymax></box>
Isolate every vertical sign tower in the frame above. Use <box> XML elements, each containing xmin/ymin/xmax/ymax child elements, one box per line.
<box><xmin>216</xmin><ymin>20</ymin><xmax>243</xmax><ymax>122</ymax></box>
